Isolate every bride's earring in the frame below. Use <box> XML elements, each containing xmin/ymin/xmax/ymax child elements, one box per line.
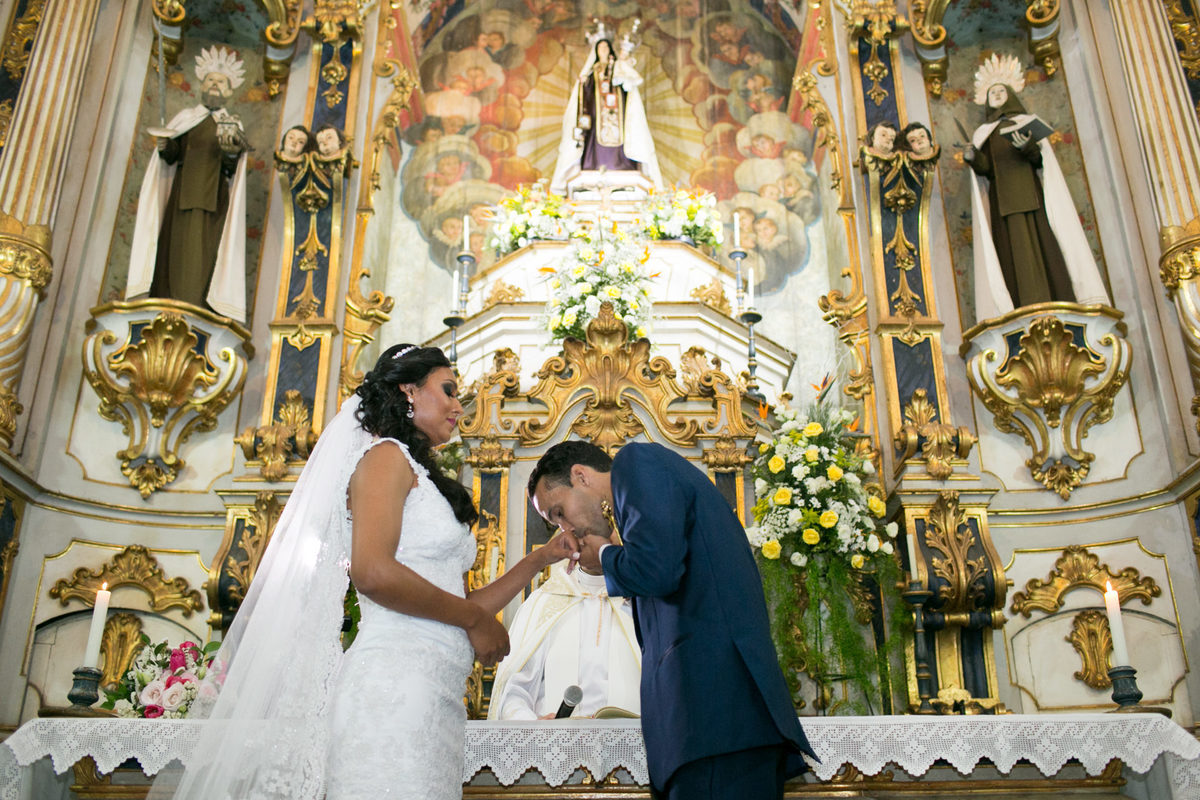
<box><xmin>406</xmin><ymin>397</ymin><xmax>415</xmax><ymax>419</ymax></box>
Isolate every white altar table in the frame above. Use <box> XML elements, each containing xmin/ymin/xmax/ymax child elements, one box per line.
<box><xmin>2</xmin><ymin>714</ymin><xmax>1198</xmax><ymax>799</ymax></box>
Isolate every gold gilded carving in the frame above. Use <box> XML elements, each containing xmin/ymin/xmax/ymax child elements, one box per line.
<box><xmin>909</xmin><ymin>0</ymin><xmax>950</xmax><ymax>95</ymax></box>
<box><xmin>236</xmin><ymin>390</ymin><xmax>317</xmax><ymax>481</ymax></box>
<box><xmin>1024</xmin><ymin>0</ymin><xmax>1062</xmax><ymax>76</ymax></box>
<box><xmin>0</xmin><ymin>98</ymin><xmax>13</xmax><ymax>148</ymax></box>
<box><xmin>679</xmin><ymin>346</ymin><xmax>724</xmax><ymax>397</ymax></box>
<box><xmin>49</xmin><ymin>545</ymin><xmax>203</xmax><ymax>616</ymax></box>
<box><xmin>365</xmin><ymin>60</ymin><xmax>417</xmax><ymax>203</ymax></box>
<box><xmin>465</xmin><ymin>434</ymin><xmax>515</xmax><ymax>471</ymax></box>
<box><xmin>262</xmin><ymin>0</ymin><xmax>303</xmax><ymax>95</ymax></box>
<box><xmin>894</xmin><ymin>389</ymin><xmax>975</xmax><ymax>480</ymax></box>
<box><xmin>458</xmin><ymin>360</ymin><xmax>520</xmax><ymax>440</ymax></box>
<box><xmin>1010</xmin><ymin>545</ymin><xmax>1160</xmax><ymax>617</ymax></box>
<box><xmin>151</xmin><ymin>1</ymin><xmax>186</xmax><ymax>65</ymax></box>
<box><xmin>99</xmin><ymin>612</ymin><xmax>143</xmax><ymax>689</ymax></box>
<box><xmin>468</xmin><ymin>510</ymin><xmax>506</xmax><ymax>594</ymax></box>
<box><xmin>0</xmin><ymin>210</ymin><xmax>51</xmax><ymax>293</ymax></box>
<box><xmin>1166</xmin><ymin>0</ymin><xmax>1200</xmax><ymax>79</ymax></box>
<box><xmin>1067</xmin><ymin>608</ymin><xmax>1113</xmax><ymax>690</ymax></box>
<box><xmin>930</xmin><ymin>685</ymin><xmax>1006</xmax><ymax>714</ymax></box>
<box><xmin>689</xmin><ymin>278</ymin><xmax>731</xmax><ymax>316</ymax></box>
<box><xmin>702</xmin><ymin>436</ymin><xmax>751</xmax><ymax>471</ymax></box>
<box><xmin>793</xmin><ymin>71</ymin><xmax>844</xmax><ymax>196</ymax></box>
<box><xmin>849</xmin><ymin>2</ymin><xmax>908</xmax><ymax>107</ymax></box>
<box><xmin>924</xmin><ymin>491</ymin><xmax>987</xmax><ymax>618</ymax></box>
<box><xmin>83</xmin><ymin>311</ymin><xmax>248</xmax><ymax>497</ymax></box>
<box><xmin>302</xmin><ymin>0</ymin><xmax>364</xmax><ymax>44</ymax></box>
<box><xmin>964</xmin><ymin>311</ymin><xmax>1131</xmax><ymax>499</ymax></box>
<box><xmin>484</xmin><ymin>280</ymin><xmax>525</xmax><ymax>306</ymax></box>
<box><xmin>1159</xmin><ymin>219</ymin><xmax>1200</xmax><ymax>300</ymax></box>
<box><xmin>1</xmin><ymin>0</ymin><xmax>45</xmax><ymax>82</ymax></box>
<box><xmin>224</xmin><ymin>492</ymin><xmax>283</xmax><ymax>604</ymax></box>
<box><xmin>519</xmin><ymin>303</ymin><xmax>755</xmax><ymax>452</ymax></box>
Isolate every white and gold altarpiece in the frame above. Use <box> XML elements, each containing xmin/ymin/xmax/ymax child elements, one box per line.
<box><xmin>0</xmin><ymin>0</ymin><xmax>1197</xmax><ymax>797</ymax></box>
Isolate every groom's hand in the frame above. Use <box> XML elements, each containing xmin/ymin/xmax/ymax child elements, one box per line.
<box><xmin>465</xmin><ymin>603</ymin><xmax>509</xmax><ymax>666</ymax></box>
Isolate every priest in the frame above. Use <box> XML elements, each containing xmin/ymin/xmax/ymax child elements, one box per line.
<box><xmin>488</xmin><ymin>547</ymin><xmax>641</xmax><ymax>720</ymax></box>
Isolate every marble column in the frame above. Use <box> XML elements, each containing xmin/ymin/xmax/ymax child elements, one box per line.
<box><xmin>0</xmin><ymin>0</ymin><xmax>103</xmax><ymax>447</ymax></box>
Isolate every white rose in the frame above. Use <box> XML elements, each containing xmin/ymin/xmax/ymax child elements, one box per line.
<box><xmin>755</xmin><ymin>478</ymin><xmax>768</xmax><ymax>496</ymax></box>
<box><xmin>866</xmin><ymin>533</ymin><xmax>880</xmax><ymax>553</ymax></box>
<box><xmin>160</xmin><ymin>682</ymin><xmax>188</xmax><ymax>712</ymax></box>
<box><xmin>787</xmin><ymin>508</ymin><xmax>804</xmax><ymax>527</ymax></box>
<box><xmin>791</xmin><ymin>465</ymin><xmax>808</xmax><ymax>481</ymax></box>
<box><xmin>790</xmin><ymin>552</ymin><xmax>807</xmax><ymax>567</ymax></box>
<box><xmin>584</xmin><ymin>296</ymin><xmax>601</xmax><ymax>316</ymax></box>
<box><xmin>862</xmin><ymin>459</ymin><xmax>876</xmax><ymax>474</ymax></box>
<box><xmin>881</xmin><ymin>541</ymin><xmax>894</xmax><ymax>555</ymax></box>
<box><xmin>885</xmin><ymin>521</ymin><xmax>899</xmax><ymax>538</ymax></box>
<box><xmin>139</xmin><ymin>679</ymin><xmax>166</xmax><ymax>708</ymax></box>
<box><xmin>113</xmin><ymin>698</ymin><xmax>135</xmax><ymax>717</ymax></box>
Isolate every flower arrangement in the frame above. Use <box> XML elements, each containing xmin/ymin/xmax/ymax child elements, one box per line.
<box><xmin>488</xmin><ymin>182</ymin><xmax>572</xmax><ymax>255</ymax></box>
<box><xmin>101</xmin><ymin>636</ymin><xmax>222</xmax><ymax>718</ymax></box>
<box><xmin>642</xmin><ymin>188</ymin><xmax>723</xmax><ymax>249</ymax></box>
<box><xmin>746</xmin><ymin>394</ymin><xmax>907</xmax><ymax>714</ymax></box>
<box><xmin>545</xmin><ymin>225</ymin><xmax>654</xmax><ymax>343</ymax></box>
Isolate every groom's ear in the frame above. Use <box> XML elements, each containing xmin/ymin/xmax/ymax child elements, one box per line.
<box><xmin>570</xmin><ymin>463</ymin><xmax>591</xmax><ymax>488</ymax></box>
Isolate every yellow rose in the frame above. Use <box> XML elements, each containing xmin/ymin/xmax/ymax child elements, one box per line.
<box><xmin>850</xmin><ymin>553</ymin><xmax>865</xmax><ymax>569</ymax></box>
<box><xmin>827</xmin><ymin>465</ymin><xmax>844</xmax><ymax>482</ymax></box>
<box><xmin>758</xmin><ymin>442</ymin><xmax>770</xmax><ymax>454</ymax></box>
<box><xmin>868</xmin><ymin>496</ymin><xmax>886</xmax><ymax>517</ymax></box>
<box><xmin>773</xmin><ymin>487</ymin><xmax>792</xmax><ymax>506</ymax></box>
<box><xmin>768</xmin><ymin>455</ymin><xmax>786</xmax><ymax>473</ymax></box>
<box><xmin>802</xmin><ymin>422</ymin><xmax>824</xmax><ymax>438</ymax></box>
<box><xmin>802</xmin><ymin>528</ymin><xmax>820</xmax><ymax>545</ymax></box>
<box><xmin>804</xmin><ymin>447</ymin><xmax>819</xmax><ymax>463</ymax></box>
<box><xmin>761</xmin><ymin>540</ymin><xmax>782</xmax><ymax>559</ymax></box>
<box><xmin>819</xmin><ymin>510</ymin><xmax>838</xmax><ymax>528</ymax></box>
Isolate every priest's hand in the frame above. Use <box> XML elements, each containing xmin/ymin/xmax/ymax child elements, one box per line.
<box><xmin>465</xmin><ymin>603</ymin><xmax>509</xmax><ymax>666</ymax></box>
<box><xmin>575</xmin><ymin>533</ymin><xmax>611</xmax><ymax>573</ymax></box>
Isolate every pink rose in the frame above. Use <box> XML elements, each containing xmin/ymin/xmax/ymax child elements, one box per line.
<box><xmin>139</xmin><ymin>679</ymin><xmax>166</xmax><ymax>708</ymax></box>
<box><xmin>143</xmin><ymin>704</ymin><xmax>164</xmax><ymax>718</ymax></box>
<box><xmin>160</xmin><ymin>682</ymin><xmax>188</xmax><ymax>712</ymax></box>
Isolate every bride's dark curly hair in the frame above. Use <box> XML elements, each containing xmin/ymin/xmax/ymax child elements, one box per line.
<box><xmin>355</xmin><ymin>343</ymin><xmax>478</xmax><ymax>525</ymax></box>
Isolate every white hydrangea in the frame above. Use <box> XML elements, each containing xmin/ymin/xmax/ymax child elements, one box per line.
<box><xmin>791</xmin><ymin>464</ymin><xmax>809</xmax><ymax>481</ymax></box>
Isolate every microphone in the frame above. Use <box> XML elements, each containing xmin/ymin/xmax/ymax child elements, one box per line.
<box><xmin>554</xmin><ymin>685</ymin><xmax>583</xmax><ymax>719</ymax></box>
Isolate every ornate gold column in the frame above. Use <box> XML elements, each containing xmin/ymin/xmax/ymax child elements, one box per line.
<box><xmin>0</xmin><ymin>0</ymin><xmax>102</xmax><ymax>448</ymax></box>
<box><xmin>1107</xmin><ymin>0</ymin><xmax>1200</xmax><ymax>432</ymax></box>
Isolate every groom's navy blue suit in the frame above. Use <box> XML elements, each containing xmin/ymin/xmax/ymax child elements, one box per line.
<box><xmin>599</xmin><ymin>442</ymin><xmax>815</xmax><ymax>793</ymax></box>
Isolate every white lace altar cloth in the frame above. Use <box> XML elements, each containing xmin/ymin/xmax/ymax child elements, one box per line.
<box><xmin>2</xmin><ymin>714</ymin><xmax>1198</xmax><ymax>799</ymax></box>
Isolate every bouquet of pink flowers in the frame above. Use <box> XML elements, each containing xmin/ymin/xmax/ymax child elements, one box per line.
<box><xmin>100</xmin><ymin>636</ymin><xmax>222</xmax><ymax>718</ymax></box>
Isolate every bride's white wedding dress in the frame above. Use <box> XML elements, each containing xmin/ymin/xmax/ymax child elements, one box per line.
<box><xmin>326</xmin><ymin>438</ymin><xmax>477</xmax><ymax>798</ymax></box>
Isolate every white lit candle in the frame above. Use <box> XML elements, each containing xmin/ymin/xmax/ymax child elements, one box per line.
<box><xmin>451</xmin><ymin>268</ymin><xmax>460</xmax><ymax>310</ymax></box>
<box><xmin>732</xmin><ymin>212</ymin><xmax>740</xmax><ymax>249</ymax></box>
<box><xmin>462</xmin><ymin>215</ymin><xmax>470</xmax><ymax>251</ymax></box>
<box><xmin>747</xmin><ymin>265</ymin><xmax>755</xmax><ymax>309</ymax></box>
<box><xmin>906</xmin><ymin>531</ymin><xmax>919</xmax><ymax>577</ymax></box>
<box><xmin>82</xmin><ymin>582</ymin><xmax>111</xmax><ymax>670</ymax></box>
<box><xmin>1104</xmin><ymin>581</ymin><xmax>1131</xmax><ymax>667</ymax></box>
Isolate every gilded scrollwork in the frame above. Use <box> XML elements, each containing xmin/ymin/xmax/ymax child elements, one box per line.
<box><xmin>689</xmin><ymin>278</ymin><xmax>732</xmax><ymax>316</ymax></box>
<box><xmin>1165</xmin><ymin>0</ymin><xmax>1200</xmax><ymax>79</ymax></box>
<box><xmin>484</xmin><ymin>280</ymin><xmax>525</xmax><ymax>307</ymax></box>
<box><xmin>909</xmin><ymin>0</ymin><xmax>950</xmax><ymax>95</ymax></box>
<box><xmin>1</xmin><ymin>0</ymin><xmax>45</xmax><ymax>82</ymax></box>
<box><xmin>302</xmin><ymin>0</ymin><xmax>365</xmax><ymax>44</ymax></box>
<box><xmin>235</xmin><ymin>390</ymin><xmax>317</xmax><ymax>481</ymax></box>
<box><xmin>261</xmin><ymin>0</ymin><xmax>304</xmax><ymax>95</ymax></box>
<box><xmin>83</xmin><ymin>307</ymin><xmax>249</xmax><ymax>497</ymax></box>
<box><xmin>963</xmin><ymin>308</ymin><xmax>1131</xmax><ymax>499</ymax></box>
<box><xmin>465</xmin><ymin>434</ymin><xmax>516</xmax><ymax>471</ymax></box>
<box><xmin>848</xmin><ymin>1</ymin><xmax>907</xmax><ymax>107</ymax></box>
<box><xmin>1067</xmin><ymin>608</ymin><xmax>1114</xmax><ymax>690</ymax></box>
<box><xmin>894</xmin><ymin>389</ymin><xmax>976</xmax><ymax>481</ymax></box>
<box><xmin>207</xmin><ymin>492</ymin><xmax>284</xmax><ymax>630</ymax></box>
<box><xmin>702</xmin><ymin>436</ymin><xmax>751</xmax><ymax>471</ymax></box>
<box><xmin>792</xmin><ymin>71</ymin><xmax>844</xmax><ymax>198</ymax></box>
<box><xmin>923</xmin><ymin>491</ymin><xmax>987</xmax><ymax>618</ymax></box>
<box><xmin>1009</xmin><ymin>545</ymin><xmax>1160</xmax><ymax>617</ymax></box>
<box><xmin>50</xmin><ymin>545</ymin><xmax>203</xmax><ymax>616</ymax></box>
<box><xmin>99</xmin><ymin>612</ymin><xmax>144</xmax><ymax>689</ymax></box>
<box><xmin>518</xmin><ymin>303</ymin><xmax>755</xmax><ymax>452</ymax></box>
<box><xmin>1024</xmin><ymin>0</ymin><xmax>1062</xmax><ymax>76</ymax></box>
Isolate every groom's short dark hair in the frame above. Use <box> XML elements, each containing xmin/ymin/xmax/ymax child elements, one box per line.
<box><xmin>528</xmin><ymin>440</ymin><xmax>612</xmax><ymax>496</ymax></box>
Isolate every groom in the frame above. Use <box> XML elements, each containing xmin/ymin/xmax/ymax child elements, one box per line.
<box><xmin>529</xmin><ymin>440</ymin><xmax>815</xmax><ymax>799</ymax></box>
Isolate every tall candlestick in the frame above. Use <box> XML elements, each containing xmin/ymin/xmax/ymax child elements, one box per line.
<box><xmin>1104</xmin><ymin>581</ymin><xmax>1131</xmax><ymax>667</ymax></box>
<box><xmin>732</xmin><ymin>211</ymin><xmax>740</xmax><ymax>249</ymax></box>
<box><xmin>906</xmin><ymin>530</ymin><xmax>919</xmax><ymax>577</ymax></box>
<box><xmin>462</xmin><ymin>215</ymin><xmax>470</xmax><ymax>251</ymax></box>
<box><xmin>451</xmin><ymin>268</ymin><xmax>460</xmax><ymax>310</ymax></box>
<box><xmin>81</xmin><ymin>582</ymin><xmax>110</xmax><ymax>669</ymax></box>
<box><xmin>747</xmin><ymin>265</ymin><xmax>755</xmax><ymax>309</ymax></box>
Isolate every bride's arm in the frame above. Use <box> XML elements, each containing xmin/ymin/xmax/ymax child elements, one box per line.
<box><xmin>466</xmin><ymin>531</ymin><xmax>577</xmax><ymax>616</ymax></box>
<box><xmin>348</xmin><ymin>443</ymin><xmax>509</xmax><ymax>664</ymax></box>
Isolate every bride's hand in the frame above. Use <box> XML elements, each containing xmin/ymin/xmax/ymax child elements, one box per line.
<box><xmin>540</xmin><ymin>530</ymin><xmax>580</xmax><ymax>568</ymax></box>
<box><xmin>465</xmin><ymin>604</ymin><xmax>510</xmax><ymax>666</ymax></box>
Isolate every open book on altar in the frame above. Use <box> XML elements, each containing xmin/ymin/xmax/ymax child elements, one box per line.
<box><xmin>594</xmin><ymin>706</ymin><xmax>640</xmax><ymax>719</ymax></box>
<box><xmin>998</xmin><ymin>116</ymin><xmax>1053</xmax><ymax>146</ymax></box>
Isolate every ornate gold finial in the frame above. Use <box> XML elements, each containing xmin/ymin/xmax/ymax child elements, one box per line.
<box><xmin>100</xmin><ymin>612</ymin><xmax>144</xmax><ymax>689</ymax></box>
<box><xmin>1066</xmin><ymin>609</ymin><xmax>1115</xmax><ymax>690</ymax></box>
<box><xmin>1010</xmin><ymin>545</ymin><xmax>1160</xmax><ymax>617</ymax></box>
<box><xmin>236</xmin><ymin>390</ymin><xmax>317</xmax><ymax>481</ymax></box>
<box><xmin>49</xmin><ymin>545</ymin><xmax>203</xmax><ymax>616</ymax></box>
<box><xmin>893</xmin><ymin>389</ymin><xmax>976</xmax><ymax>480</ymax></box>
<box><xmin>964</xmin><ymin>310</ymin><xmax>1131</xmax><ymax>499</ymax></box>
<box><xmin>83</xmin><ymin>309</ymin><xmax>249</xmax><ymax>497</ymax></box>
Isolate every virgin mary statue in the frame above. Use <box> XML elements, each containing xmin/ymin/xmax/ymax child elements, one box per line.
<box><xmin>550</xmin><ymin>25</ymin><xmax>663</xmax><ymax>194</ymax></box>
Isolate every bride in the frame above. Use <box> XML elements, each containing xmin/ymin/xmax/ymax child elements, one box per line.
<box><xmin>154</xmin><ymin>344</ymin><xmax>576</xmax><ymax>799</ymax></box>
